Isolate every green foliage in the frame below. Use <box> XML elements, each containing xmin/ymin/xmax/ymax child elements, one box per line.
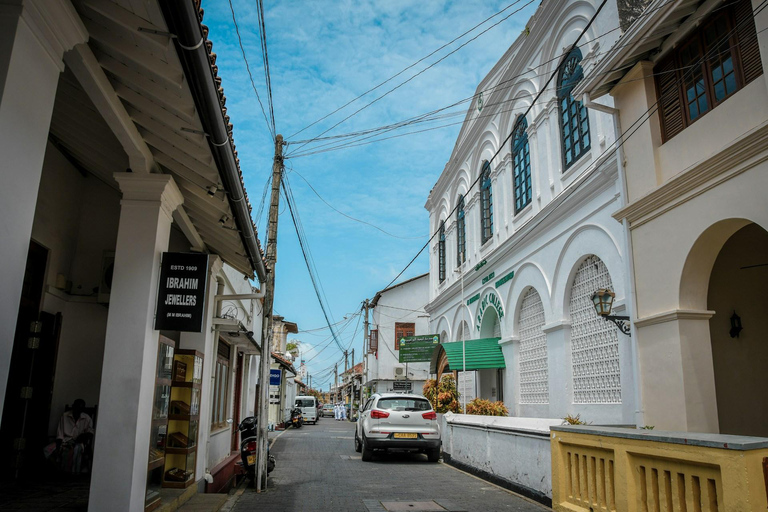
<box><xmin>465</xmin><ymin>398</ymin><xmax>508</xmax><ymax>416</ymax></box>
<box><xmin>639</xmin><ymin>425</ymin><xmax>655</xmax><ymax>430</ymax></box>
<box><xmin>423</xmin><ymin>375</ymin><xmax>462</xmax><ymax>413</ymax></box>
<box><xmin>562</xmin><ymin>414</ymin><xmax>589</xmax><ymax>425</ymax></box>
<box><xmin>305</xmin><ymin>388</ymin><xmax>322</xmax><ymax>401</ymax></box>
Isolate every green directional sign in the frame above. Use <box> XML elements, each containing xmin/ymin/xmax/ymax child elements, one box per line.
<box><xmin>399</xmin><ymin>334</ymin><xmax>440</xmax><ymax>363</ymax></box>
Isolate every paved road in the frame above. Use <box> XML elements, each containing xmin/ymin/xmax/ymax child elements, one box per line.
<box><xmin>232</xmin><ymin>418</ymin><xmax>548</xmax><ymax>512</ymax></box>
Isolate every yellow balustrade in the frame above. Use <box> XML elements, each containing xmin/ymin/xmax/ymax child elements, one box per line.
<box><xmin>551</xmin><ymin>426</ymin><xmax>768</xmax><ymax>512</ymax></box>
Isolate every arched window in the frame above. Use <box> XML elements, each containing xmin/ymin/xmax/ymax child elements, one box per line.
<box><xmin>480</xmin><ymin>161</ymin><xmax>493</xmax><ymax>244</ymax></box>
<box><xmin>512</xmin><ymin>116</ymin><xmax>532</xmax><ymax>213</ymax></box>
<box><xmin>456</xmin><ymin>195</ymin><xmax>466</xmax><ymax>266</ymax></box>
<box><xmin>438</xmin><ymin>221</ymin><xmax>446</xmax><ymax>283</ymax></box>
<box><xmin>558</xmin><ymin>48</ymin><xmax>591</xmax><ymax>170</ymax></box>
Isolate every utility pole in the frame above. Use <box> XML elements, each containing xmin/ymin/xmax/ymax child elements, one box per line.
<box><xmin>350</xmin><ymin>348</ymin><xmax>355</xmax><ymax>417</ymax></box>
<box><xmin>344</xmin><ymin>350</ymin><xmax>349</xmax><ymax>408</ymax></box>
<box><xmin>334</xmin><ymin>363</ymin><xmax>338</xmax><ymax>401</ymax></box>
<box><xmin>256</xmin><ymin>134</ymin><xmax>284</xmax><ymax>492</ymax></box>
<box><xmin>362</xmin><ymin>300</ymin><xmax>369</xmax><ymax>410</ymax></box>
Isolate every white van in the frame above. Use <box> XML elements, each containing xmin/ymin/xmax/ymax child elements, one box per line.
<box><xmin>294</xmin><ymin>395</ymin><xmax>318</xmax><ymax>424</ymax></box>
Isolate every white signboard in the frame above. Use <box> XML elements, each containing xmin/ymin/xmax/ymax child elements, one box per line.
<box><xmin>457</xmin><ymin>371</ymin><xmax>476</xmax><ymax>403</ymax></box>
<box><xmin>269</xmin><ymin>385</ymin><xmax>280</xmax><ymax>404</ymax></box>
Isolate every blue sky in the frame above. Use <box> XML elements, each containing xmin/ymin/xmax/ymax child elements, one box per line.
<box><xmin>202</xmin><ymin>0</ymin><xmax>537</xmax><ymax>390</ymax></box>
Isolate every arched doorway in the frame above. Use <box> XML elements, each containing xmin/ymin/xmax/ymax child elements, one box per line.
<box><xmin>708</xmin><ymin>223</ymin><xmax>768</xmax><ymax>437</ymax></box>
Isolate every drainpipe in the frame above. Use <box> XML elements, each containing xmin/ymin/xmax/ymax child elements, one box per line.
<box><xmin>583</xmin><ymin>93</ymin><xmax>645</xmax><ymax>427</ymax></box>
<box><xmin>160</xmin><ymin>1</ymin><xmax>268</xmax><ymax>283</ymax></box>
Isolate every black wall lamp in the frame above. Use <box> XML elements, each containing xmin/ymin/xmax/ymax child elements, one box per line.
<box><xmin>591</xmin><ymin>288</ymin><xmax>631</xmax><ymax>336</ymax></box>
<box><xmin>729</xmin><ymin>311</ymin><xmax>742</xmax><ymax>338</ymax></box>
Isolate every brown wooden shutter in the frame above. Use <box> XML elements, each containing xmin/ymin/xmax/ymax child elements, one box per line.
<box><xmin>369</xmin><ymin>330</ymin><xmax>378</xmax><ymax>353</ymax></box>
<box><xmin>655</xmin><ymin>54</ymin><xmax>685</xmax><ymax>142</ymax></box>
<box><xmin>734</xmin><ymin>0</ymin><xmax>764</xmax><ymax>85</ymax></box>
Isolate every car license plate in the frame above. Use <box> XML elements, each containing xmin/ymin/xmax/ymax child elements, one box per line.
<box><xmin>393</xmin><ymin>433</ymin><xmax>417</xmax><ymax>439</ymax></box>
<box><xmin>247</xmin><ymin>454</ymin><xmax>255</xmax><ymax>465</ymax></box>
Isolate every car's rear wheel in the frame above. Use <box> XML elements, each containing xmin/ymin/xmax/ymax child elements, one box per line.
<box><xmin>361</xmin><ymin>434</ymin><xmax>373</xmax><ymax>462</ymax></box>
<box><xmin>427</xmin><ymin>447</ymin><xmax>440</xmax><ymax>462</ymax></box>
<box><xmin>354</xmin><ymin>431</ymin><xmax>362</xmax><ymax>453</ymax></box>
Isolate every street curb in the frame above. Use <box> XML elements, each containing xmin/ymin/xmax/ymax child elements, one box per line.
<box><xmin>441</xmin><ymin>454</ymin><xmax>552</xmax><ymax>509</ymax></box>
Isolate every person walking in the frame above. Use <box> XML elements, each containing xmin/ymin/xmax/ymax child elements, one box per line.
<box><xmin>340</xmin><ymin>402</ymin><xmax>347</xmax><ymax>421</ymax></box>
<box><xmin>334</xmin><ymin>402</ymin><xmax>340</xmax><ymax>421</ymax></box>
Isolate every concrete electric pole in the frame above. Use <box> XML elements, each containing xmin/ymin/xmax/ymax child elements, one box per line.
<box><xmin>256</xmin><ymin>134</ymin><xmax>284</xmax><ymax>492</ymax></box>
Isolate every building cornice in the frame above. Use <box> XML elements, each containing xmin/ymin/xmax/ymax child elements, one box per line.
<box><xmin>15</xmin><ymin>0</ymin><xmax>89</xmax><ymax>72</ymax></box>
<box><xmin>634</xmin><ymin>309</ymin><xmax>716</xmax><ymax>328</ymax></box>
<box><xmin>613</xmin><ymin>122</ymin><xmax>768</xmax><ymax>228</ymax></box>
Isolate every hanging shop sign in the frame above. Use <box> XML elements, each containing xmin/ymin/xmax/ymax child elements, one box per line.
<box><xmin>155</xmin><ymin>252</ymin><xmax>209</xmax><ymax>332</ymax></box>
<box><xmin>270</xmin><ymin>369</ymin><xmax>282</xmax><ymax>386</ymax></box>
<box><xmin>475</xmin><ymin>291</ymin><xmax>504</xmax><ymax>331</ymax></box>
<box><xmin>399</xmin><ymin>334</ymin><xmax>440</xmax><ymax>363</ymax></box>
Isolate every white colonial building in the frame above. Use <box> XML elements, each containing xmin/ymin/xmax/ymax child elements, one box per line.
<box><xmin>425</xmin><ymin>0</ymin><xmax>640</xmax><ymax>426</ymax></box>
<box><xmin>364</xmin><ymin>274</ymin><xmax>431</xmax><ymax>396</ymax></box>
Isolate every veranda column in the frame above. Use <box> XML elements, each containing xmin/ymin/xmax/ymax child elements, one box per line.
<box><xmin>89</xmin><ymin>173</ymin><xmax>183</xmax><ymax>512</ymax></box>
<box><xmin>0</xmin><ymin>0</ymin><xmax>86</xmax><ymax>419</ymax></box>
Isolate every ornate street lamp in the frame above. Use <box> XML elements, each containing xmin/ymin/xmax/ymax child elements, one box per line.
<box><xmin>591</xmin><ymin>288</ymin><xmax>631</xmax><ymax>336</ymax></box>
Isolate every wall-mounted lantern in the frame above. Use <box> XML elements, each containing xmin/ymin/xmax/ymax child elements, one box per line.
<box><xmin>591</xmin><ymin>288</ymin><xmax>631</xmax><ymax>336</ymax></box>
<box><xmin>729</xmin><ymin>311</ymin><xmax>743</xmax><ymax>338</ymax></box>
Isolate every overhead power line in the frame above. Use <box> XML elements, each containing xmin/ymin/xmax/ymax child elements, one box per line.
<box><xmin>287</xmin><ymin>164</ymin><xmax>427</xmax><ymax>240</ymax></box>
<box><xmin>227</xmin><ymin>0</ymin><xmax>274</xmax><ymax>140</ymax></box>
<box><xmin>286</xmin><ymin>0</ymin><xmax>538</xmax><ymax>156</ymax></box>
<box><xmin>287</xmin><ymin>0</ymin><xmax>530</xmax><ymax>141</ymax></box>
<box><xmin>375</xmin><ymin>0</ymin><xmax>767</xmax><ymax>293</ymax></box>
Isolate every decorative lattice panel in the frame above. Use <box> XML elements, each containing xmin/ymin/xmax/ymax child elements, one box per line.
<box><xmin>519</xmin><ymin>288</ymin><xmax>548</xmax><ymax>404</ymax></box>
<box><xmin>570</xmin><ymin>256</ymin><xmax>621</xmax><ymax>404</ymax></box>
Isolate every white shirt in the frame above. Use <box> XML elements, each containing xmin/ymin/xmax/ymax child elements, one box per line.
<box><xmin>57</xmin><ymin>411</ymin><xmax>94</xmax><ymax>443</ymax></box>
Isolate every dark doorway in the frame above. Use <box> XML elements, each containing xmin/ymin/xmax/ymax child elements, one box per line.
<box><xmin>0</xmin><ymin>240</ymin><xmax>62</xmax><ymax>479</ymax></box>
<box><xmin>231</xmin><ymin>352</ymin><xmax>244</xmax><ymax>452</ymax></box>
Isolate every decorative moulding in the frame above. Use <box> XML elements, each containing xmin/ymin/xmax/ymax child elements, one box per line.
<box><xmin>498</xmin><ymin>336</ymin><xmax>518</xmax><ymax>346</ymax></box>
<box><xmin>542</xmin><ymin>320</ymin><xmax>571</xmax><ymax>333</ymax></box>
<box><xmin>634</xmin><ymin>309</ymin><xmax>716</xmax><ymax>328</ymax></box>
<box><xmin>613</xmin><ymin>122</ymin><xmax>768</xmax><ymax>228</ymax></box>
<box><xmin>20</xmin><ymin>0</ymin><xmax>88</xmax><ymax>72</ymax></box>
<box><xmin>114</xmin><ymin>172</ymin><xmax>184</xmax><ymax>218</ymax></box>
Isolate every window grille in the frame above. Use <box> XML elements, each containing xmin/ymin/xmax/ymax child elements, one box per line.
<box><xmin>558</xmin><ymin>48</ymin><xmax>590</xmax><ymax>170</ymax></box>
<box><xmin>438</xmin><ymin>221</ymin><xmax>446</xmax><ymax>282</ymax></box>
<box><xmin>512</xmin><ymin>116</ymin><xmax>532</xmax><ymax>213</ymax></box>
<box><xmin>394</xmin><ymin>322</ymin><xmax>415</xmax><ymax>351</ymax></box>
<box><xmin>655</xmin><ymin>0</ymin><xmax>763</xmax><ymax>141</ymax></box>
<box><xmin>456</xmin><ymin>195</ymin><xmax>466</xmax><ymax>266</ymax></box>
<box><xmin>569</xmin><ymin>256</ymin><xmax>621</xmax><ymax>404</ymax></box>
<box><xmin>519</xmin><ymin>288</ymin><xmax>548</xmax><ymax>404</ymax></box>
<box><xmin>480</xmin><ymin>161</ymin><xmax>493</xmax><ymax>244</ymax></box>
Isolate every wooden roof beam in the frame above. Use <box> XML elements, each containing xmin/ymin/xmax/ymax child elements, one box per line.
<box><xmin>65</xmin><ymin>43</ymin><xmax>156</xmax><ymax>173</ymax></box>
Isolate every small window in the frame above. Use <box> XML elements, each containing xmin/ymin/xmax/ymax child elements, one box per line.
<box><xmin>438</xmin><ymin>221</ymin><xmax>446</xmax><ymax>283</ymax></box>
<box><xmin>369</xmin><ymin>329</ymin><xmax>378</xmax><ymax>353</ymax></box>
<box><xmin>558</xmin><ymin>48</ymin><xmax>590</xmax><ymax>170</ymax></box>
<box><xmin>655</xmin><ymin>0</ymin><xmax>762</xmax><ymax>141</ymax></box>
<box><xmin>456</xmin><ymin>195</ymin><xmax>466</xmax><ymax>266</ymax></box>
<box><xmin>480</xmin><ymin>161</ymin><xmax>493</xmax><ymax>244</ymax></box>
<box><xmin>394</xmin><ymin>322</ymin><xmax>415</xmax><ymax>351</ymax></box>
<box><xmin>512</xmin><ymin>116</ymin><xmax>532</xmax><ymax>213</ymax></box>
<box><xmin>211</xmin><ymin>339</ymin><xmax>231</xmax><ymax>429</ymax></box>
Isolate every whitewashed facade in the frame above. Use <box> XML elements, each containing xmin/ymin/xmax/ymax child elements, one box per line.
<box><xmin>364</xmin><ymin>274</ymin><xmax>431</xmax><ymax>396</ymax></box>
<box><xmin>424</xmin><ymin>0</ymin><xmax>639</xmax><ymax>425</ymax></box>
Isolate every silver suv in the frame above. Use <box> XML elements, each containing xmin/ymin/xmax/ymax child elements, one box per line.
<box><xmin>354</xmin><ymin>393</ymin><xmax>441</xmax><ymax>462</ymax></box>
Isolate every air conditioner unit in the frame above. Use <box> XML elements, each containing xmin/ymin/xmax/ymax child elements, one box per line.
<box><xmin>394</xmin><ymin>367</ymin><xmax>405</xmax><ymax>380</ymax></box>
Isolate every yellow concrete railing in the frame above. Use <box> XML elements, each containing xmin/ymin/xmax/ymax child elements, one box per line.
<box><xmin>550</xmin><ymin>425</ymin><xmax>768</xmax><ymax>512</ymax></box>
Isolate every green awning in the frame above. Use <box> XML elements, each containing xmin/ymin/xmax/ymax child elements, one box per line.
<box><xmin>429</xmin><ymin>338</ymin><xmax>505</xmax><ymax>373</ymax></box>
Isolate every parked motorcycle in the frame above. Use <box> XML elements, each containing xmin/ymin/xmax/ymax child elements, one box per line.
<box><xmin>290</xmin><ymin>407</ymin><xmax>303</xmax><ymax>429</ymax></box>
<box><xmin>238</xmin><ymin>416</ymin><xmax>275</xmax><ymax>484</ymax></box>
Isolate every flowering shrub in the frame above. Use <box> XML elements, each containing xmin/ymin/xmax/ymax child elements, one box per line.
<box><xmin>423</xmin><ymin>375</ymin><xmax>461</xmax><ymax>413</ymax></box>
<box><xmin>465</xmin><ymin>398</ymin><xmax>508</xmax><ymax>416</ymax></box>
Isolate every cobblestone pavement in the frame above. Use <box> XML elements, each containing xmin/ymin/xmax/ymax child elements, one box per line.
<box><xmin>232</xmin><ymin>418</ymin><xmax>549</xmax><ymax>512</ymax></box>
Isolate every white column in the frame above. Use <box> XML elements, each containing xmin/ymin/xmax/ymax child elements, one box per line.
<box><xmin>544</xmin><ymin>321</ymin><xmax>572</xmax><ymax>419</ymax></box>
<box><xmin>89</xmin><ymin>173</ymin><xmax>183</xmax><ymax>512</ymax></box>
<box><xmin>0</xmin><ymin>0</ymin><xmax>86</xmax><ymax>417</ymax></box>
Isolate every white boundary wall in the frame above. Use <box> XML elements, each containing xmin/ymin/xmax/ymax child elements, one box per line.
<box><xmin>441</xmin><ymin>413</ymin><xmax>561</xmax><ymax>501</ymax></box>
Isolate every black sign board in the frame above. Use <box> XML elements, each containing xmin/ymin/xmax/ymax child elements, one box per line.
<box><xmin>392</xmin><ymin>381</ymin><xmax>412</xmax><ymax>392</ymax></box>
<box><xmin>155</xmin><ymin>252</ymin><xmax>209</xmax><ymax>332</ymax></box>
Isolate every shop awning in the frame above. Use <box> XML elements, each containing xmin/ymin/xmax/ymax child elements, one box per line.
<box><xmin>429</xmin><ymin>338</ymin><xmax>505</xmax><ymax>374</ymax></box>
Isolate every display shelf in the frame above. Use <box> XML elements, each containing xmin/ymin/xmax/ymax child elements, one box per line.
<box><xmin>146</xmin><ymin>336</ymin><xmax>175</xmax><ymax>510</ymax></box>
<box><xmin>161</xmin><ymin>349</ymin><xmax>203</xmax><ymax>490</ymax></box>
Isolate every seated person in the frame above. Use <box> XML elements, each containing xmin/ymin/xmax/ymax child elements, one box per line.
<box><xmin>44</xmin><ymin>399</ymin><xmax>94</xmax><ymax>473</ymax></box>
